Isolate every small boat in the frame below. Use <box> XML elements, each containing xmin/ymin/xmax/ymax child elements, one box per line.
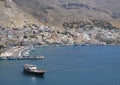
<box><xmin>35</xmin><ymin>56</ymin><xmax>44</xmax><ymax>59</ymax></box>
<box><xmin>23</xmin><ymin>64</ymin><xmax>45</xmax><ymax>76</ymax></box>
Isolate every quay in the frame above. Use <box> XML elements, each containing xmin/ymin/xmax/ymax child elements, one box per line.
<box><xmin>0</xmin><ymin>46</ymin><xmax>44</xmax><ymax>60</ymax></box>
<box><xmin>0</xmin><ymin>56</ymin><xmax>45</xmax><ymax>60</ymax></box>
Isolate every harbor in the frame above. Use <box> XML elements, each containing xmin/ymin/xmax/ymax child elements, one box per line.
<box><xmin>1</xmin><ymin>46</ymin><xmax>120</xmax><ymax>85</ymax></box>
<box><xmin>0</xmin><ymin>46</ymin><xmax>44</xmax><ymax>60</ymax></box>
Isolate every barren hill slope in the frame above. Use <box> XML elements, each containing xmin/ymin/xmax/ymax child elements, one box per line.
<box><xmin>12</xmin><ymin>0</ymin><xmax>120</xmax><ymax>28</ymax></box>
<box><xmin>0</xmin><ymin>0</ymin><xmax>40</xmax><ymax>28</ymax></box>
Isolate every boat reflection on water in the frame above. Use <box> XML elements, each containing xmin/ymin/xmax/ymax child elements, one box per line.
<box><xmin>23</xmin><ymin>71</ymin><xmax>45</xmax><ymax>78</ymax></box>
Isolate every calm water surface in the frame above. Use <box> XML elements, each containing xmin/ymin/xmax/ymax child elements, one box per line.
<box><xmin>0</xmin><ymin>46</ymin><xmax>120</xmax><ymax>85</ymax></box>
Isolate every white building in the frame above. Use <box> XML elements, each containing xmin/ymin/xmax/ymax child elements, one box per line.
<box><xmin>83</xmin><ymin>33</ymin><xmax>91</xmax><ymax>41</ymax></box>
<box><xmin>6</xmin><ymin>0</ymin><xmax>12</xmax><ymax>2</ymax></box>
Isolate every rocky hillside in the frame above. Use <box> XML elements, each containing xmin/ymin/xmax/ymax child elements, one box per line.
<box><xmin>12</xmin><ymin>0</ymin><xmax>120</xmax><ymax>28</ymax></box>
<box><xmin>0</xmin><ymin>0</ymin><xmax>40</xmax><ymax>28</ymax></box>
<box><xmin>1</xmin><ymin>0</ymin><xmax>120</xmax><ymax>46</ymax></box>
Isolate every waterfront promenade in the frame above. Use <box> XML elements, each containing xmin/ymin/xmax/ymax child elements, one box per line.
<box><xmin>0</xmin><ymin>46</ymin><xmax>45</xmax><ymax>60</ymax></box>
<box><xmin>0</xmin><ymin>46</ymin><xmax>29</xmax><ymax>58</ymax></box>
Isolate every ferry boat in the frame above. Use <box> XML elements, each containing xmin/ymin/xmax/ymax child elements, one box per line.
<box><xmin>23</xmin><ymin>64</ymin><xmax>45</xmax><ymax>76</ymax></box>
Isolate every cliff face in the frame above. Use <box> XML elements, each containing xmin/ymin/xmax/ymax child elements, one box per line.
<box><xmin>12</xmin><ymin>0</ymin><xmax>120</xmax><ymax>28</ymax></box>
<box><xmin>0</xmin><ymin>0</ymin><xmax>40</xmax><ymax>28</ymax></box>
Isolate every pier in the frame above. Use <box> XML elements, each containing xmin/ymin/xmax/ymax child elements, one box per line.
<box><xmin>0</xmin><ymin>46</ymin><xmax>44</xmax><ymax>60</ymax></box>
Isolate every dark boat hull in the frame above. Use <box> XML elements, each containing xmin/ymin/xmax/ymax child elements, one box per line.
<box><xmin>23</xmin><ymin>70</ymin><xmax>45</xmax><ymax>76</ymax></box>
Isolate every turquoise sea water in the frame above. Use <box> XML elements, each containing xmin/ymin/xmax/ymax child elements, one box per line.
<box><xmin>0</xmin><ymin>46</ymin><xmax>120</xmax><ymax>85</ymax></box>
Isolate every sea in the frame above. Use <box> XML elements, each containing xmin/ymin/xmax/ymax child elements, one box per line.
<box><xmin>0</xmin><ymin>46</ymin><xmax>120</xmax><ymax>85</ymax></box>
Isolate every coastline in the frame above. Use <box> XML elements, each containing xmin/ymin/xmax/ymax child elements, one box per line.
<box><xmin>0</xmin><ymin>46</ymin><xmax>45</xmax><ymax>60</ymax></box>
<box><xmin>0</xmin><ymin>43</ymin><xmax>120</xmax><ymax>60</ymax></box>
<box><xmin>34</xmin><ymin>43</ymin><xmax>120</xmax><ymax>48</ymax></box>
